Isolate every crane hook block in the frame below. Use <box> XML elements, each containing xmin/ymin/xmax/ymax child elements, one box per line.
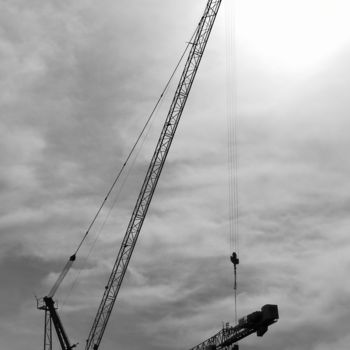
<box><xmin>230</xmin><ymin>252</ymin><xmax>239</xmax><ymax>266</ymax></box>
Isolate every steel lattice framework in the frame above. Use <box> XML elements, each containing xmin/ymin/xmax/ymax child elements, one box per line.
<box><xmin>44</xmin><ymin>311</ymin><xmax>53</xmax><ymax>350</ymax></box>
<box><xmin>188</xmin><ymin>305</ymin><xmax>279</xmax><ymax>350</ymax></box>
<box><xmin>189</xmin><ymin>323</ymin><xmax>257</xmax><ymax>350</ymax></box>
<box><xmin>85</xmin><ymin>1</ymin><xmax>222</xmax><ymax>349</ymax></box>
<box><xmin>37</xmin><ymin>298</ymin><xmax>54</xmax><ymax>350</ymax></box>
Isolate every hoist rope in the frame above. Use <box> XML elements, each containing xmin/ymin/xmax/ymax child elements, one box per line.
<box><xmin>61</xmin><ymin>93</ymin><xmax>168</xmax><ymax>308</ymax></box>
<box><xmin>73</xmin><ymin>37</ymin><xmax>195</xmax><ymax>257</ymax></box>
<box><xmin>47</xmin><ymin>29</ymin><xmax>198</xmax><ymax>299</ymax></box>
<box><xmin>225</xmin><ymin>0</ymin><xmax>239</xmax><ymax>325</ymax></box>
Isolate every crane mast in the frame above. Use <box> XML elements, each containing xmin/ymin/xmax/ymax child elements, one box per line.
<box><xmin>85</xmin><ymin>1</ymin><xmax>222</xmax><ymax>349</ymax></box>
<box><xmin>43</xmin><ymin>297</ymin><xmax>75</xmax><ymax>350</ymax></box>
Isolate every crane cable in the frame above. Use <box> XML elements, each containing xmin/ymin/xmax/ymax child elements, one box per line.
<box><xmin>47</xmin><ymin>29</ymin><xmax>198</xmax><ymax>299</ymax></box>
<box><xmin>225</xmin><ymin>0</ymin><xmax>239</xmax><ymax>325</ymax></box>
<box><xmin>61</xmin><ymin>122</ymin><xmax>157</xmax><ymax>308</ymax></box>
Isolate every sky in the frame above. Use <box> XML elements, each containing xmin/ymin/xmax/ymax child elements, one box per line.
<box><xmin>1</xmin><ymin>0</ymin><xmax>350</xmax><ymax>349</ymax></box>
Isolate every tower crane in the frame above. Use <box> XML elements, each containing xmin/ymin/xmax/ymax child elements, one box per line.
<box><xmin>39</xmin><ymin>1</ymin><xmax>279</xmax><ymax>349</ymax></box>
<box><xmin>40</xmin><ymin>1</ymin><xmax>225</xmax><ymax>349</ymax></box>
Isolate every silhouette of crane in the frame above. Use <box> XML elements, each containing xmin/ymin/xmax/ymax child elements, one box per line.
<box><xmin>38</xmin><ymin>1</ymin><xmax>279</xmax><ymax>349</ymax></box>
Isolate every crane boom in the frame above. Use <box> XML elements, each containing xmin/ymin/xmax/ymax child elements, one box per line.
<box><xmin>85</xmin><ymin>1</ymin><xmax>222</xmax><ymax>349</ymax></box>
<box><xmin>189</xmin><ymin>305</ymin><xmax>279</xmax><ymax>350</ymax></box>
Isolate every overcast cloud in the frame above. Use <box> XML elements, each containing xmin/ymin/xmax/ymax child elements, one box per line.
<box><xmin>1</xmin><ymin>0</ymin><xmax>350</xmax><ymax>349</ymax></box>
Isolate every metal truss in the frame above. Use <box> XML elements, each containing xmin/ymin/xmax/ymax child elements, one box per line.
<box><xmin>189</xmin><ymin>323</ymin><xmax>256</xmax><ymax>350</ymax></box>
<box><xmin>37</xmin><ymin>298</ymin><xmax>53</xmax><ymax>350</ymax></box>
<box><xmin>85</xmin><ymin>1</ymin><xmax>222</xmax><ymax>349</ymax></box>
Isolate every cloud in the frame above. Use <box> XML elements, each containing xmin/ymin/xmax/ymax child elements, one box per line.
<box><xmin>2</xmin><ymin>1</ymin><xmax>350</xmax><ymax>350</ymax></box>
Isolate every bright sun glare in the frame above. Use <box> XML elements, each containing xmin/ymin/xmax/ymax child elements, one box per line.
<box><xmin>235</xmin><ymin>0</ymin><xmax>350</xmax><ymax>74</ymax></box>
